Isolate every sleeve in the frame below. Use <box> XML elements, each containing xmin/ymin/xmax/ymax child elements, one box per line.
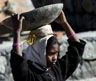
<box><xmin>10</xmin><ymin>50</ymin><xmax>35</xmax><ymax>81</ymax></box>
<box><xmin>59</xmin><ymin>39</ymin><xmax>86</xmax><ymax>80</ymax></box>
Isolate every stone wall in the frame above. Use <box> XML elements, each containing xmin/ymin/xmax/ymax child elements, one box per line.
<box><xmin>0</xmin><ymin>31</ymin><xmax>96</xmax><ymax>81</ymax></box>
<box><xmin>0</xmin><ymin>47</ymin><xmax>13</xmax><ymax>81</ymax></box>
<box><xmin>0</xmin><ymin>0</ymin><xmax>96</xmax><ymax>81</ymax></box>
<box><xmin>59</xmin><ymin>31</ymin><xmax>96</xmax><ymax>81</ymax></box>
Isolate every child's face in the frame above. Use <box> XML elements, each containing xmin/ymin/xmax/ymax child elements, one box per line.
<box><xmin>46</xmin><ymin>43</ymin><xmax>59</xmax><ymax>67</ymax></box>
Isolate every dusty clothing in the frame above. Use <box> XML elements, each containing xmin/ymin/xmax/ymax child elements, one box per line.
<box><xmin>10</xmin><ymin>39</ymin><xmax>86</xmax><ymax>81</ymax></box>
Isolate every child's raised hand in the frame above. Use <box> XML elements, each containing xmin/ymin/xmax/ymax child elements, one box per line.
<box><xmin>12</xmin><ymin>14</ymin><xmax>25</xmax><ymax>33</ymax></box>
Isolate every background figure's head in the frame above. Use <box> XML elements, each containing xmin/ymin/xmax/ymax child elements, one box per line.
<box><xmin>46</xmin><ymin>36</ymin><xmax>60</xmax><ymax>67</ymax></box>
